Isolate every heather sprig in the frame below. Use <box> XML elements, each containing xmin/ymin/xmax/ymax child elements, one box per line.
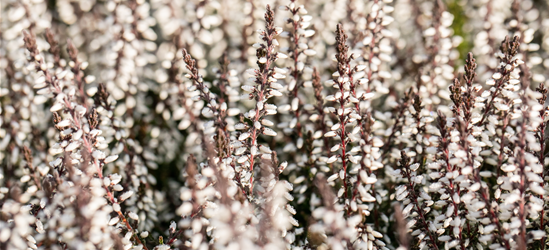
<box><xmin>4</xmin><ymin>1</ymin><xmax>549</xmax><ymax>249</ymax></box>
<box><xmin>237</xmin><ymin>4</ymin><xmax>284</xmax><ymax>194</ymax></box>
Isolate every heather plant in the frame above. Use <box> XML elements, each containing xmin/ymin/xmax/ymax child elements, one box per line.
<box><xmin>4</xmin><ymin>0</ymin><xmax>549</xmax><ymax>249</ymax></box>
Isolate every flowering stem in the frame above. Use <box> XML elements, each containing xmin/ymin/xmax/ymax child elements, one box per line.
<box><xmin>400</xmin><ymin>152</ymin><xmax>439</xmax><ymax>250</ymax></box>
<box><xmin>24</xmin><ymin>32</ymin><xmax>148</xmax><ymax>250</ymax></box>
<box><xmin>249</xmin><ymin>4</ymin><xmax>277</xmax><ymax>194</ymax></box>
<box><xmin>536</xmin><ymin>83</ymin><xmax>548</xmax><ymax>249</ymax></box>
<box><xmin>334</xmin><ymin>23</ymin><xmax>353</xmax><ymax>202</ymax></box>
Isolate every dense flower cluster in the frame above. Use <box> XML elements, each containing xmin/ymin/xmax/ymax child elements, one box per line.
<box><xmin>3</xmin><ymin>0</ymin><xmax>549</xmax><ymax>249</ymax></box>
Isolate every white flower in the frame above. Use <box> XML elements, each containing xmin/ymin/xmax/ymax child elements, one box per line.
<box><xmin>241</xmin><ymin>85</ymin><xmax>255</xmax><ymax>92</ymax></box>
<box><xmin>423</xmin><ymin>27</ymin><xmax>436</xmax><ymax>37</ymax></box>
<box><xmin>57</xmin><ymin>119</ymin><xmax>71</xmax><ymax>127</ymax></box>
<box><xmin>270</xmin><ymin>90</ymin><xmax>283</xmax><ymax>96</ymax></box>
<box><xmin>303</xmin><ymin>30</ymin><xmax>315</xmax><ymax>37</ymax></box>
<box><xmin>250</xmin><ymin>146</ymin><xmax>258</xmax><ymax>155</ymax></box>
<box><xmin>326</xmin><ymin>174</ymin><xmax>339</xmax><ymax>182</ymax></box>
<box><xmin>227</xmin><ymin>108</ymin><xmax>241</xmax><ymax>116</ymax></box>
<box><xmin>325</xmin><ymin>131</ymin><xmax>337</xmax><ymax>137</ymax></box>
<box><xmin>92</xmin><ymin>150</ymin><xmax>106</xmax><ymax>160</ymax></box>
<box><xmin>109</xmin><ymin>217</ymin><xmax>120</xmax><ymax>225</ymax></box>
<box><xmin>372</xmin><ymin>138</ymin><xmax>384</xmax><ymax>147</ymax></box>
<box><xmin>56</xmin><ymin>70</ymin><xmax>68</xmax><ymax>79</ymax></box>
<box><xmin>410</xmin><ymin>163</ymin><xmax>420</xmax><ymax>171</ymax></box>
<box><xmin>363</xmin><ymin>92</ymin><xmax>375</xmax><ymax>100</ymax></box>
<box><xmin>237</xmin><ymin>156</ymin><xmax>248</xmax><ymax>163</ymax></box>
<box><xmin>303</xmin><ymin>49</ymin><xmax>317</xmax><ymax>56</ymax></box>
<box><xmin>274</xmin><ymin>162</ymin><xmax>287</xmax><ymax>174</ymax></box>
<box><xmin>263</xmin><ymin>128</ymin><xmax>277</xmax><ymax>136</ymax></box>
<box><xmin>84</xmin><ymin>75</ymin><xmax>96</xmax><ymax>84</ymax></box>
<box><xmin>105</xmin><ymin>155</ymin><xmax>119</xmax><ymax>163</ymax></box>
<box><xmin>261</xmin><ymin>119</ymin><xmax>274</xmax><ymax>126</ymax></box>
<box><xmin>235</xmin><ymin>123</ymin><xmax>247</xmax><ymax>130</ymax></box>
<box><xmin>327</xmin><ymin>155</ymin><xmax>338</xmax><ymax>163</ymax></box>
<box><xmin>438</xmin><ymin>235</ymin><xmax>451</xmax><ymax>242</ymax></box>
<box><xmin>235</xmin><ymin>147</ymin><xmax>246</xmax><ymax>155</ymax></box>
<box><xmin>140</xmin><ymin>231</ymin><xmax>149</xmax><ymax>238</ymax></box>
<box><xmin>239</xmin><ymin>132</ymin><xmax>250</xmax><ymax>141</ymax></box>
<box><xmin>36</xmin><ymin>220</ymin><xmax>45</xmax><ymax>234</ymax></box>
<box><xmin>277</xmin><ymin>52</ymin><xmax>288</xmax><ymax>59</ymax></box>
<box><xmin>120</xmin><ymin>191</ymin><xmax>134</xmax><ymax>201</ymax></box>
<box><xmin>259</xmin><ymin>145</ymin><xmax>272</xmax><ymax>154</ymax></box>
<box><xmin>325</xmin><ymin>95</ymin><xmax>336</xmax><ymax>101</ymax></box>
<box><xmin>532</xmin><ymin>230</ymin><xmax>546</xmax><ymax>240</ymax></box>
<box><xmin>128</xmin><ymin>212</ymin><xmax>139</xmax><ymax>220</ymax></box>
<box><xmin>65</xmin><ymin>141</ymin><xmax>80</xmax><ymax>152</ymax></box>
<box><xmin>73</xmin><ymin>129</ymin><xmax>83</xmax><ymax>141</ymax></box>
<box><xmin>50</xmin><ymin>103</ymin><xmax>64</xmax><ymax>112</ymax></box>
<box><xmin>108</xmin><ymin>174</ymin><xmax>121</xmax><ymax>185</ymax></box>
<box><xmin>364</xmin><ymin>176</ymin><xmax>377</xmax><ymax>184</ymax></box>
<box><xmin>509</xmin><ymin>79</ymin><xmax>520</xmax><ymax>85</ymax></box>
